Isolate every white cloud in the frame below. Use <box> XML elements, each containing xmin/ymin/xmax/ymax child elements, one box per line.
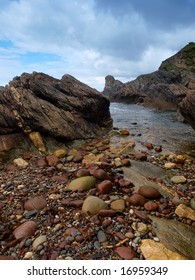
<box><xmin>0</xmin><ymin>0</ymin><xmax>195</xmax><ymax>90</ymax></box>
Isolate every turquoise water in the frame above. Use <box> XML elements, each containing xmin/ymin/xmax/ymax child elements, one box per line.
<box><xmin>110</xmin><ymin>102</ymin><xmax>195</xmax><ymax>155</ymax></box>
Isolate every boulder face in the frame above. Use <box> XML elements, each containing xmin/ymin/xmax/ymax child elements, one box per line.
<box><xmin>102</xmin><ymin>42</ymin><xmax>195</xmax><ymax>130</ymax></box>
<box><xmin>0</xmin><ymin>72</ymin><xmax>112</xmax><ymax>158</ymax></box>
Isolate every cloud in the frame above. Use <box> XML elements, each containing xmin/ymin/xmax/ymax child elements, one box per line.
<box><xmin>0</xmin><ymin>0</ymin><xmax>195</xmax><ymax>90</ymax></box>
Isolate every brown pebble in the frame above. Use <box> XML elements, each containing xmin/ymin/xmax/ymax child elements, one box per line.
<box><xmin>0</xmin><ymin>256</ymin><xmax>16</xmax><ymax>260</ymax></box>
<box><xmin>138</xmin><ymin>185</ymin><xmax>161</xmax><ymax>199</ymax></box>
<box><xmin>98</xmin><ymin>209</ymin><xmax>116</xmax><ymax>217</ymax></box>
<box><xmin>93</xmin><ymin>169</ymin><xmax>109</xmax><ymax>180</ymax></box>
<box><xmin>115</xmin><ymin>246</ymin><xmax>136</xmax><ymax>260</ymax></box>
<box><xmin>76</xmin><ymin>168</ymin><xmax>90</xmax><ymax>177</ymax></box>
<box><xmin>97</xmin><ymin>180</ymin><xmax>112</xmax><ymax>194</ymax></box>
<box><xmin>13</xmin><ymin>221</ymin><xmax>37</xmax><ymax>239</ymax></box>
<box><xmin>45</xmin><ymin>155</ymin><xmax>60</xmax><ymax>166</ymax></box>
<box><xmin>118</xmin><ymin>178</ymin><xmax>133</xmax><ymax>188</ymax></box>
<box><xmin>49</xmin><ymin>250</ymin><xmax>59</xmax><ymax>260</ymax></box>
<box><xmin>133</xmin><ymin>209</ymin><xmax>149</xmax><ymax>220</ymax></box>
<box><xmin>144</xmin><ymin>201</ymin><xmax>158</xmax><ymax>211</ymax></box>
<box><xmin>127</xmin><ymin>194</ymin><xmax>146</xmax><ymax>206</ymax></box>
<box><xmin>24</xmin><ymin>196</ymin><xmax>47</xmax><ymax>210</ymax></box>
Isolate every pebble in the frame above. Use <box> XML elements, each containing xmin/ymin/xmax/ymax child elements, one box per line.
<box><xmin>127</xmin><ymin>194</ymin><xmax>146</xmax><ymax>206</ymax></box>
<box><xmin>82</xmin><ymin>196</ymin><xmax>109</xmax><ymax>215</ymax></box>
<box><xmin>190</xmin><ymin>198</ymin><xmax>195</xmax><ymax>210</ymax></box>
<box><xmin>110</xmin><ymin>199</ymin><xmax>126</xmax><ymax>212</ymax></box>
<box><xmin>125</xmin><ymin>232</ymin><xmax>134</xmax><ymax>239</ymax></box>
<box><xmin>132</xmin><ymin>222</ymin><xmax>148</xmax><ymax>236</ymax></box>
<box><xmin>133</xmin><ymin>209</ymin><xmax>149</xmax><ymax>220</ymax></box>
<box><xmin>175</xmin><ymin>204</ymin><xmax>195</xmax><ymax>221</ymax></box>
<box><xmin>144</xmin><ymin>201</ymin><xmax>158</xmax><ymax>211</ymax></box>
<box><xmin>67</xmin><ymin>176</ymin><xmax>96</xmax><ymax>191</ymax></box>
<box><xmin>164</xmin><ymin>162</ymin><xmax>177</xmax><ymax>169</ymax></box>
<box><xmin>115</xmin><ymin>246</ymin><xmax>136</xmax><ymax>260</ymax></box>
<box><xmin>171</xmin><ymin>175</ymin><xmax>187</xmax><ymax>184</ymax></box>
<box><xmin>97</xmin><ymin>230</ymin><xmax>107</xmax><ymax>243</ymax></box>
<box><xmin>32</xmin><ymin>235</ymin><xmax>47</xmax><ymax>250</ymax></box>
<box><xmin>24</xmin><ymin>252</ymin><xmax>34</xmax><ymax>259</ymax></box>
<box><xmin>97</xmin><ymin>180</ymin><xmax>112</xmax><ymax>194</ymax></box>
<box><xmin>138</xmin><ymin>185</ymin><xmax>161</xmax><ymax>199</ymax></box>
<box><xmin>13</xmin><ymin>221</ymin><xmax>38</xmax><ymax>239</ymax></box>
<box><xmin>24</xmin><ymin>196</ymin><xmax>47</xmax><ymax>210</ymax></box>
<box><xmin>13</xmin><ymin>158</ymin><xmax>29</xmax><ymax>167</ymax></box>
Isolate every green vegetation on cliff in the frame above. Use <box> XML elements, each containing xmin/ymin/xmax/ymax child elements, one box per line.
<box><xmin>160</xmin><ymin>42</ymin><xmax>195</xmax><ymax>73</ymax></box>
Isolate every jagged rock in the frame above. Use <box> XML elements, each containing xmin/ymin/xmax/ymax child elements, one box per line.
<box><xmin>102</xmin><ymin>42</ymin><xmax>195</xmax><ymax>131</ymax></box>
<box><xmin>0</xmin><ymin>72</ymin><xmax>112</xmax><ymax>159</ymax></box>
<box><xmin>150</xmin><ymin>216</ymin><xmax>195</xmax><ymax>259</ymax></box>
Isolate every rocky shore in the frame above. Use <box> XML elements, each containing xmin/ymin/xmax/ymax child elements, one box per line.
<box><xmin>0</xmin><ymin>129</ymin><xmax>194</xmax><ymax>260</ymax></box>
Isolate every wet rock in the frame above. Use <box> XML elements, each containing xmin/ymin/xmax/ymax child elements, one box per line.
<box><xmin>175</xmin><ymin>204</ymin><xmax>195</xmax><ymax>221</ymax></box>
<box><xmin>115</xmin><ymin>246</ymin><xmax>136</xmax><ymax>260</ymax></box>
<box><xmin>32</xmin><ymin>235</ymin><xmax>47</xmax><ymax>250</ymax></box>
<box><xmin>97</xmin><ymin>180</ymin><xmax>112</xmax><ymax>194</ymax></box>
<box><xmin>171</xmin><ymin>175</ymin><xmax>187</xmax><ymax>184</ymax></box>
<box><xmin>13</xmin><ymin>221</ymin><xmax>37</xmax><ymax>239</ymax></box>
<box><xmin>144</xmin><ymin>201</ymin><xmax>158</xmax><ymax>211</ymax></box>
<box><xmin>24</xmin><ymin>196</ymin><xmax>47</xmax><ymax>210</ymax></box>
<box><xmin>67</xmin><ymin>176</ymin><xmax>96</xmax><ymax>191</ymax></box>
<box><xmin>110</xmin><ymin>199</ymin><xmax>126</xmax><ymax>212</ymax></box>
<box><xmin>45</xmin><ymin>155</ymin><xmax>60</xmax><ymax>166</ymax></box>
<box><xmin>13</xmin><ymin>158</ymin><xmax>28</xmax><ymax>168</ymax></box>
<box><xmin>140</xmin><ymin>239</ymin><xmax>187</xmax><ymax>260</ymax></box>
<box><xmin>127</xmin><ymin>194</ymin><xmax>146</xmax><ymax>206</ymax></box>
<box><xmin>82</xmin><ymin>196</ymin><xmax>109</xmax><ymax>215</ymax></box>
<box><xmin>138</xmin><ymin>185</ymin><xmax>161</xmax><ymax>199</ymax></box>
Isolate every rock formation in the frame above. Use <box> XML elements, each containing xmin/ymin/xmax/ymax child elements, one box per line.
<box><xmin>102</xmin><ymin>42</ymin><xmax>195</xmax><ymax>130</ymax></box>
<box><xmin>0</xmin><ymin>72</ymin><xmax>112</xmax><ymax>159</ymax></box>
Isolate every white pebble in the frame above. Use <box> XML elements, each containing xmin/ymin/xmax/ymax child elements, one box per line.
<box><xmin>24</xmin><ymin>252</ymin><xmax>34</xmax><ymax>259</ymax></box>
<box><xmin>153</xmin><ymin>237</ymin><xmax>160</xmax><ymax>242</ymax></box>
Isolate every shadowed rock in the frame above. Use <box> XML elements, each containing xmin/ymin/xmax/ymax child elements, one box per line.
<box><xmin>0</xmin><ymin>72</ymin><xmax>112</xmax><ymax>158</ymax></box>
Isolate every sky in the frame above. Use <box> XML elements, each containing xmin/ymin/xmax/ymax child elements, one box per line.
<box><xmin>0</xmin><ymin>0</ymin><xmax>195</xmax><ymax>91</ymax></box>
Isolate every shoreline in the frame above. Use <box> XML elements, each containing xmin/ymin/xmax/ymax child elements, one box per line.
<box><xmin>0</xmin><ymin>130</ymin><xmax>195</xmax><ymax>260</ymax></box>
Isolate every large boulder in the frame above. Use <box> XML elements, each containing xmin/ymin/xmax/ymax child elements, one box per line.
<box><xmin>0</xmin><ymin>72</ymin><xmax>112</xmax><ymax>158</ymax></box>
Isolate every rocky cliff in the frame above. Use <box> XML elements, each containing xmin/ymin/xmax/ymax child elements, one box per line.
<box><xmin>102</xmin><ymin>42</ymin><xmax>195</xmax><ymax>130</ymax></box>
<box><xmin>0</xmin><ymin>72</ymin><xmax>112</xmax><ymax>159</ymax></box>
